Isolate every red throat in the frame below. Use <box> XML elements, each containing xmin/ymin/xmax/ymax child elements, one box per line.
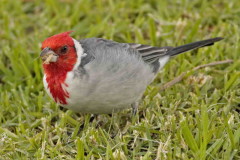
<box><xmin>44</xmin><ymin>64</ymin><xmax>72</xmax><ymax>104</ymax></box>
<box><xmin>42</xmin><ymin>31</ymin><xmax>77</xmax><ymax>104</ymax></box>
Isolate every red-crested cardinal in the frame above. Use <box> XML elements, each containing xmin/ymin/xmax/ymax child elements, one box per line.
<box><xmin>40</xmin><ymin>31</ymin><xmax>222</xmax><ymax>114</ymax></box>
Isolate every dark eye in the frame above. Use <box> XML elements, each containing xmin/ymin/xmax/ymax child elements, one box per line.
<box><xmin>60</xmin><ymin>46</ymin><xmax>68</xmax><ymax>54</ymax></box>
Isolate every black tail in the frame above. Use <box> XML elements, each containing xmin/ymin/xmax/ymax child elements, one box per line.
<box><xmin>168</xmin><ymin>37</ymin><xmax>223</xmax><ymax>56</ymax></box>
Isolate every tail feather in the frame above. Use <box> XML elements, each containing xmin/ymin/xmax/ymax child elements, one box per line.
<box><xmin>168</xmin><ymin>37</ymin><xmax>223</xmax><ymax>56</ymax></box>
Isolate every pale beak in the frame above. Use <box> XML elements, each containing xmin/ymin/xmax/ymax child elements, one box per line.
<box><xmin>40</xmin><ymin>47</ymin><xmax>59</xmax><ymax>64</ymax></box>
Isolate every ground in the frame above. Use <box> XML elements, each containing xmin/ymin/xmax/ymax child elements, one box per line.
<box><xmin>0</xmin><ymin>0</ymin><xmax>239</xmax><ymax>159</ymax></box>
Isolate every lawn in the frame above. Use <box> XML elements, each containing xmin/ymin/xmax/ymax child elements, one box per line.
<box><xmin>0</xmin><ymin>0</ymin><xmax>239</xmax><ymax>159</ymax></box>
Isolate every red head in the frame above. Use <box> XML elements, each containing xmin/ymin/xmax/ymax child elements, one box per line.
<box><xmin>41</xmin><ymin>31</ymin><xmax>77</xmax><ymax>72</ymax></box>
<box><xmin>41</xmin><ymin>31</ymin><xmax>77</xmax><ymax>104</ymax></box>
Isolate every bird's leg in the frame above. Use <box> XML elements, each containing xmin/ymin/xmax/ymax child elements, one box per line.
<box><xmin>131</xmin><ymin>102</ymin><xmax>139</xmax><ymax>115</ymax></box>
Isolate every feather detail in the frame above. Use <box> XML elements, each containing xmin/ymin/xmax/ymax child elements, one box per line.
<box><xmin>45</xmin><ymin>73</ymin><xmax>69</xmax><ymax>104</ymax></box>
<box><xmin>129</xmin><ymin>43</ymin><xmax>172</xmax><ymax>64</ymax></box>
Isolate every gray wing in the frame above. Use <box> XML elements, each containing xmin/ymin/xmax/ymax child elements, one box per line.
<box><xmin>79</xmin><ymin>38</ymin><xmax>131</xmax><ymax>67</ymax></box>
<box><xmin>78</xmin><ymin>37</ymin><xmax>223</xmax><ymax>73</ymax></box>
<box><xmin>128</xmin><ymin>43</ymin><xmax>173</xmax><ymax>73</ymax></box>
<box><xmin>79</xmin><ymin>38</ymin><xmax>173</xmax><ymax>73</ymax></box>
<box><xmin>128</xmin><ymin>43</ymin><xmax>173</xmax><ymax>64</ymax></box>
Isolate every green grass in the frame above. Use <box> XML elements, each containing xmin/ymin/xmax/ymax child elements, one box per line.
<box><xmin>0</xmin><ymin>0</ymin><xmax>240</xmax><ymax>159</ymax></box>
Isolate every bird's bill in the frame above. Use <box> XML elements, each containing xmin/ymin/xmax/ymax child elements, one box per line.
<box><xmin>40</xmin><ymin>47</ymin><xmax>58</xmax><ymax>64</ymax></box>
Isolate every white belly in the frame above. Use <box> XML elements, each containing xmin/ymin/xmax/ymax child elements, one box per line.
<box><xmin>63</xmin><ymin>73</ymin><xmax>153</xmax><ymax>113</ymax></box>
<box><xmin>62</xmin><ymin>60</ymin><xmax>155</xmax><ymax>114</ymax></box>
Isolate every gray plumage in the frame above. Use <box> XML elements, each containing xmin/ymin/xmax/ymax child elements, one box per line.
<box><xmin>62</xmin><ymin>37</ymin><xmax>222</xmax><ymax>113</ymax></box>
<box><xmin>79</xmin><ymin>37</ymin><xmax>223</xmax><ymax>74</ymax></box>
<box><xmin>66</xmin><ymin>38</ymin><xmax>156</xmax><ymax>113</ymax></box>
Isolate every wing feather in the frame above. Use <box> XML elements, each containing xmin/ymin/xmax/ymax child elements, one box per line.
<box><xmin>79</xmin><ymin>38</ymin><xmax>172</xmax><ymax>73</ymax></box>
<box><xmin>129</xmin><ymin>43</ymin><xmax>173</xmax><ymax>64</ymax></box>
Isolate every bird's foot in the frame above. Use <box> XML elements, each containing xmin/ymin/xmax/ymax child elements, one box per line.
<box><xmin>131</xmin><ymin>102</ymin><xmax>139</xmax><ymax>115</ymax></box>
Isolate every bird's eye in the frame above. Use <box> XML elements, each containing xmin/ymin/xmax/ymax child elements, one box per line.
<box><xmin>60</xmin><ymin>46</ymin><xmax>68</xmax><ymax>54</ymax></box>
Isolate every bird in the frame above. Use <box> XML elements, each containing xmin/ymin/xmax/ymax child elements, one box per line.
<box><xmin>40</xmin><ymin>31</ymin><xmax>223</xmax><ymax>114</ymax></box>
